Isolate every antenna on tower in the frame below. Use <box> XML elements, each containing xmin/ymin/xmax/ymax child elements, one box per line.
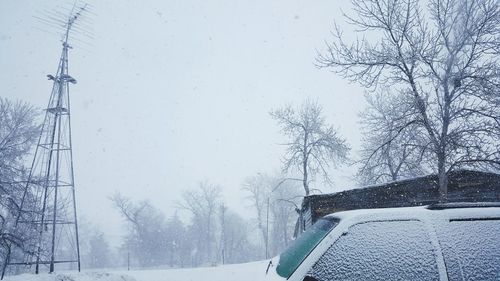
<box><xmin>34</xmin><ymin>1</ymin><xmax>96</xmax><ymax>52</ymax></box>
<box><xmin>1</xmin><ymin>2</ymin><xmax>92</xmax><ymax>278</ymax></box>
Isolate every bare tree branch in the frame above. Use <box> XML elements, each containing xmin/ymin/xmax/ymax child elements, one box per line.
<box><xmin>319</xmin><ymin>0</ymin><xmax>500</xmax><ymax>199</ymax></box>
<box><xmin>271</xmin><ymin>99</ymin><xmax>350</xmax><ymax>195</ymax></box>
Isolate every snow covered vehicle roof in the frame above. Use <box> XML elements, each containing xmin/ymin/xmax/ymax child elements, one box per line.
<box><xmin>268</xmin><ymin>202</ymin><xmax>500</xmax><ymax>281</ymax></box>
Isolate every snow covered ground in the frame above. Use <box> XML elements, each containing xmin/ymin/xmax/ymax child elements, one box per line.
<box><xmin>3</xmin><ymin>260</ymin><xmax>271</xmax><ymax>281</ymax></box>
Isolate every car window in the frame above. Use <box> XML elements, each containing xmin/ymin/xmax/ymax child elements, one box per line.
<box><xmin>306</xmin><ymin>220</ymin><xmax>440</xmax><ymax>281</ymax></box>
<box><xmin>435</xmin><ymin>219</ymin><xmax>500</xmax><ymax>281</ymax></box>
<box><xmin>276</xmin><ymin>217</ymin><xmax>338</xmax><ymax>279</ymax></box>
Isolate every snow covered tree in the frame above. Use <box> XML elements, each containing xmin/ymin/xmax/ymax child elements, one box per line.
<box><xmin>318</xmin><ymin>0</ymin><xmax>500</xmax><ymax>199</ymax></box>
<box><xmin>78</xmin><ymin>219</ymin><xmax>114</xmax><ymax>269</ymax></box>
<box><xmin>358</xmin><ymin>92</ymin><xmax>430</xmax><ymax>185</ymax></box>
<box><xmin>164</xmin><ymin>212</ymin><xmax>189</xmax><ymax>267</ymax></box>
<box><xmin>242</xmin><ymin>174</ymin><xmax>268</xmax><ymax>254</ymax></box>
<box><xmin>0</xmin><ymin>98</ymin><xmax>39</xmax><ymax>272</ymax></box>
<box><xmin>178</xmin><ymin>182</ymin><xmax>222</xmax><ymax>266</ymax></box>
<box><xmin>218</xmin><ymin>210</ymin><xmax>258</xmax><ymax>264</ymax></box>
<box><xmin>110</xmin><ymin>193</ymin><xmax>169</xmax><ymax>267</ymax></box>
<box><xmin>271</xmin><ymin>100</ymin><xmax>350</xmax><ymax>195</ymax></box>
<box><xmin>88</xmin><ymin>232</ymin><xmax>110</xmax><ymax>268</ymax></box>
<box><xmin>0</xmin><ymin>98</ymin><xmax>39</xmax><ymax>181</ymax></box>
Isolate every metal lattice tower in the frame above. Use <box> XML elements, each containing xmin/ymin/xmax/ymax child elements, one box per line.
<box><xmin>1</xmin><ymin>3</ymin><xmax>92</xmax><ymax>278</ymax></box>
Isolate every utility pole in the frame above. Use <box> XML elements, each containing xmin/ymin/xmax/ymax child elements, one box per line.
<box><xmin>266</xmin><ymin>197</ymin><xmax>270</xmax><ymax>259</ymax></box>
<box><xmin>127</xmin><ymin>246</ymin><xmax>130</xmax><ymax>271</ymax></box>
<box><xmin>220</xmin><ymin>203</ymin><xmax>226</xmax><ymax>265</ymax></box>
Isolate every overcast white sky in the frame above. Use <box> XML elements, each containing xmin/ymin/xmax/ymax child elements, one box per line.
<box><xmin>0</xmin><ymin>0</ymin><xmax>366</xmax><ymax>240</ymax></box>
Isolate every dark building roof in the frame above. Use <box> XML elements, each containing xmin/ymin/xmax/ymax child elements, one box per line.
<box><xmin>301</xmin><ymin>170</ymin><xmax>500</xmax><ymax>226</ymax></box>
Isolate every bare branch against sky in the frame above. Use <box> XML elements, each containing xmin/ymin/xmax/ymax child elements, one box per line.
<box><xmin>271</xmin><ymin>100</ymin><xmax>350</xmax><ymax>195</ymax></box>
<box><xmin>318</xmin><ymin>0</ymin><xmax>500</xmax><ymax>200</ymax></box>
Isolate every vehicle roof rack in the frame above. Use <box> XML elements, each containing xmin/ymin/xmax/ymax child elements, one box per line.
<box><xmin>427</xmin><ymin>202</ymin><xmax>500</xmax><ymax>210</ymax></box>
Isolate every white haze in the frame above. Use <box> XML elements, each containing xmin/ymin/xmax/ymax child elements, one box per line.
<box><xmin>0</xmin><ymin>0</ymin><xmax>365</xmax><ymax>243</ymax></box>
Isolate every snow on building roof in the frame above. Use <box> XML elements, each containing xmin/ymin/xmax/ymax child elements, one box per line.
<box><xmin>300</xmin><ymin>169</ymin><xmax>500</xmax><ymax>227</ymax></box>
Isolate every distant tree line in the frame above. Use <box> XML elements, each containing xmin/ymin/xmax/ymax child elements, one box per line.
<box><xmin>109</xmin><ymin>179</ymin><xmax>298</xmax><ymax>268</ymax></box>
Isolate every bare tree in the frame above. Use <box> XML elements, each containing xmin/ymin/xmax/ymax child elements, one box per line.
<box><xmin>358</xmin><ymin>92</ymin><xmax>430</xmax><ymax>184</ymax></box>
<box><xmin>217</xmin><ymin>209</ymin><xmax>257</xmax><ymax>264</ymax></box>
<box><xmin>164</xmin><ymin>213</ymin><xmax>188</xmax><ymax>268</ymax></box>
<box><xmin>242</xmin><ymin>172</ymin><xmax>302</xmax><ymax>257</ymax></box>
<box><xmin>241</xmin><ymin>174</ymin><xmax>268</xmax><ymax>251</ymax></box>
<box><xmin>110</xmin><ymin>193</ymin><xmax>169</xmax><ymax>267</ymax></box>
<box><xmin>110</xmin><ymin>193</ymin><xmax>149</xmax><ymax>228</ymax></box>
<box><xmin>268</xmin><ymin>178</ymin><xmax>301</xmax><ymax>256</ymax></box>
<box><xmin>177</xmin><ymin>181</ymin><xmax>222</xmax><ymax>265</ymax></box>
<box><xmin>318</xmin><ymin>0</ymin><xmax>500</xmax><ymax>199</ymax></box>
<box><xmin>271</xmin><ymin>100</ymin><xmax>349</xmax><ymax>195</ymax></box>
<box><xmin>79</xmin><ymin>221</ymin><xmax>111</xmax><ymax>269</ymax></box>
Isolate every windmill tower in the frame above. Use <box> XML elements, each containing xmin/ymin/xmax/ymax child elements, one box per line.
<box><xmin>1</xmin><ymin>3</ymin><xmax>92</xmax><ymax>278</ymax></box>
